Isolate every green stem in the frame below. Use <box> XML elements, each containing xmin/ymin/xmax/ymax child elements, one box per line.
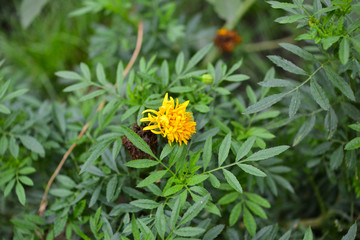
<box><xmin>224</xmin><ymin>0</ymin><xmax>257</xmax><ymax>30</ymax></box>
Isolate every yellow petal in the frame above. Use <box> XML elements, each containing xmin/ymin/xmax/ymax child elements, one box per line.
<box><xmin>142</xmin><ymin>109</ymin><xmax>159</xmax><ymax>115</ymax></box>
<box><xmin>143</xmin><ymin>125</ymin><xmax>160</xmax><ymax>130</ymax></box>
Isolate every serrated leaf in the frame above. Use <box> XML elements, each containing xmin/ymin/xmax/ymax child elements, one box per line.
<box><xmin>131</xmin><ymin>215</ymin><xmax>140</xmax><ymax>240</ymax></box>
<box><xmin>19</xmin><ymin>167</ymin><xmax>36</xmax><ymax>175</ymax></box>
<box><xmin>163</xmin><ymin>184</ymin><xmax>183</xmax><ymax>197</ymax></box>
<box><xmin>303</xmin><ymin>227</ymin><xmax>313</xmax><ymax>240</ymax></box>
<box><xmin>79</xmin><ymin>89</ymin><xmax>106</xmax><ymax>101</ymax></box>
<box><xmin>179</xmin><ymin>194</ymin><xmax>210</xmax><ymax>225</ymax></box>
<box><xmin>339</xmin><ymin>38</ymin><xmax>350</xmax><ymax>65</ymax></box>
<box><xmin>19</xmin><ymin>135</ymin><xmax>45</xmax><ymax>155</ymax></box>
<box><xmin>244</xmin><ymin>145</ymin><xmax>289</xmax><ymax>162</ymax></box>
<box><xmin>243</xmin><ymin>207</ymin><xmax>256</xmax><ymax>237</ymax></box>
<box><xmin>293</xmin><ymin>116</ymin><xmax>316</xmax><ymax>146</ymax></box>
<box><xmin>194</xmin><ymin>104</ymin><xmax>210</xmax><ymax>113</ymax></box>
<box><xmin>341</xmin><ymin>222</ymin><xmax>357</xmax><ymax>240</ymax></box>
<box><xmin>160</xmin><ymin>144</ymin><xmax>173</xmax><ymax>160</ymax></box>
<box><xmin>137</xmin><ymin>170</ymin><xmax>167</xmax><ymax>188</ymax></box>
<box><xmin>130</xmin><ymin>199</ymin><xmax>160</xmax><ymax>209</ymax></box>
<box><xmin>185</xmin><ymin>43</ymin><xmax>212</xmax><ymax>73</ymax></box>
<box><xmin>209</xmin><ymin>173</ymin><xmax>220</xmax><ymax>188</ymax></box>
<box><xmin>258</xmin><ymin>78</ymin><xmax>295</xmax><ymax>88</ymax></box>
<box><xmin>310</xmin><ymin>79</ymin><xmax>330</xmax><ymax>110</ymax></box>
<box><xmin>268</xmin><ymin>55</ymin><xmax>307</xmax><ymax>75</ymax></box>
<box><xmin>345</xmin><ymin>137</ymin><xmax>360</xmax><ymax>150</ymax></box>
<box><xmin>15</xmin><ymin>182</ymin><xmax>26</xmax><ymax>206</ymax></box>
<box><xmin>218</xmin><ymin>133</ymin><xmax>232</xmax><ymax>166</ymax></box>
<box><xmin>289</xmin><ymin>90</ymin><xmax>301</xmax><ymax>118</ymax></box>
<box><xmin>218</xmin><ymin>192</ymin><xmax>239</xmax><ymax>205</ymax></box>
<box><xmin>4</xmin><ymin>179</ymin><xmax>15</xmax><ymax>197</ymax></box>
<box><xmin>187</xmin><ymin>175</ymin><xmax>209</xmax><ymax>186</ymax></box>
<box><xmin>238</xmin><ymin>164</ymin><xmax>266</xmax><ymax>177</ymax></box>
<box><xmin>202</xmin><ymin>224</ymin><xmax>225</xmax><ymax>240</ymax></box>
<box><xmin>330</xmin><ymin>146</ymin><xmax>344</xmax><ymax>169</ymax></box>
<box><xmin>120</xmin><ymin>126</ymin><xmax>156</xmax><ymax>158</ymax></box>
<box><xmin>322</xmin><ymin>36</ymin><xmax>340</xmax><ymax>50</ymax></box>
<box><xmin>225</xmin><ymin>74</ymin><xmax>249</xmax><ymax>82</ymax></box>
<box><xmin>280</xmin><ymin>43</ymin><xmax>316</xmax><ymax>61</ymax></box>
<box><xmin>246</xmin><ymin>201</ymin><xmax>267</xmax><ymax>219</ymax></box>
<box><xmin>236</xmin><ymin>136</ymin><xmax>256</xmax><ymax>161</ymax></box>
<box><xmin>19</xmin><ymin>176</ymin><xmax>34</xmax><ymax>186</ymax></box>
<box><xmin>229</xmin><ymin>202</ymin><xmax>242</xmax><ymax>226</ymax></box>
<box><xmin>223</xmin><ymin>169</ymin><xmax>243</xmax><ymax>193</ymax></box>
<box><xmin>80</xmin><ymin>140</ymin><xmax>112</xmax><ymax>174</ymax></box>
<box><xmin>245</xmin><ymin>192</ymin><xmax>270</xmax><ymax>208</ymax></box>
<box><xmin>106</xmin><ymin>175</ymin><xmax>118</xmax><ymax>202</ymax></box>
<box><xmin>279</xmin><ymin>15</ymin><xmax>307</xmax><ymax>24</ymax></box>
<box><xmin>155</xmin><ymin>205</ymin><xmax>166</xmax><ymax>239</ymax></box>
<box><xmin>125</xmin><ymin>159</ymin><xmax>159</xmax><ymax>168</ymax></box>
<box><xmin>243</xmin><ymin>93</ymin><xmax>287</xmax><ymax>114</ymax></box>
<box><xmin>174</xmin><ymin>227</ymin><xmax>205</xmax><ymax>237</ymax></box>
<box><xmin>121</xmin><ymin>106</ymin><xmax>140</xmax><ymax>122</ymax></box>
<box><xmin>63</xmin><ymin>82</ymin><xmax>90</xmax><ymax>92</ymax></box>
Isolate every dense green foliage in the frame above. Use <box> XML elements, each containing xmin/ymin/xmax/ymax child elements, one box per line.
<box><xmin>1</xmin><ymin>0</ymin><xmax>360</xmax><ymax>239</ymax></box>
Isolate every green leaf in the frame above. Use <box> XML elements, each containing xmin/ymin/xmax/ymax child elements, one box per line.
<box><xmin>0</xmin><ymin>104</ymin><xmax>10</xmax><ymax>114</ymax></box>
<box><xmin>236</xmin><ymin>136</ymin><xmax>256</xmax><ymax>161</ymax></box>
<box><xmin>203</xmin><ymin>137</ymin><xmax>212</xmax><ymax>170</ymax></box>
<box><xmin>169</xmin><ymin>86</ymin><xmax>194</xmax><ymax>93</ymax></box>
<box><xmin>49</xmin><ymin>188</ymin><xmax>73</xmax><ymax>197</ymax></box>
<box><xmin>116</xmin><ymin>62</ymin><xmax>124</xmax><ymax>94</ymax></box>
<box><xmin>209</xmin><ymin>173</ymin><xmax>220</xmax><ymax>188</ymax></box>
<box><xmin>349</xmin><ymin>123</ymin><xmax>360</xmax><ymax>132</ymax></box>
<box><xmin>54</xmin><ymin>215</ymin><xmax>67</xmax><ymax>237</ymax></box>
<box><xmin>243</xmin><ymin>93</ymin><xmax>287</xmax><ymax>114</ymax></box>
<box><xmin>293</xmin><ymin>116</ymin><xmax>316</xmax><ymax>146</ymax></box>
<box><xmin>339</xmin><ymin>38</ymin><xmax>350</xmax><ymax>65</ymax></box>
<box><xmin>245</xmin><ymin>192</ymin><xmax>271</xmax><ymax>208</ymax></box>
<box><xmin>345</xmin><ymin>137</ymin><xmax>360</xmax><ymax>150</ymax></box>
<box><xmin>310</xmin><ymin>79</ymin><xmax>330</xmax><ymax>111</ymax></box>
<box><xmin>120</xmin><ymin>126</ymin><xmax>156</xmax><ymax>158</ymax></box>
<box><xmin>160</xmin><ymin>144</ymin><xmax>174</xmax><ymax>160</ymax></box>
<box><xmin>4</xmin><ymin>88</ymin><xmax>28</xmax><ymax>101</ymax></box>
<box><xmin>179</xmin><ymin>194</ymin><xmax>210</xmax><ymax>225</ymax></box>
<box><xmin>80</xmin><ymin>62</ymin><xmax>91</xmax><ymax>81</ymax></box>
<box><xmin>79</xmin><ymin>89</ymin><xmax>106</xmax><ymax>101</ymax></box>
<box><xmin>19</xmin><ymin>135</ymin><xmax>45</xmax><ymax>155</ymax></box>
<box><xmin>229</xmin><ymin>202</ymin><xmax>242</xmax><ymax>226</ymax></box>
<box><xmin>214</xmin><ymin>87</ymin><xmax>231</xmax><ymax>95</ymax></box>
<box><xmin>194</xmin><ymin>104</ymin><xmax>210</xmax><ymax>113</ymax></box>
<box><xmin>106</xmin><ymin>175</ymin><xmax>118</xmax><ymax>202</ymax></box>
<box><xmin>121</xmin><ymin>106</ymin><xmax>140</xmax><ymax>122</ymax></box>
<box><xmin>218</xmin><ymin>133</ymin><xmax>232</xmax><ymax>166</ymax></box>
<box><xmin>330</xmin><ymin>146</ymin><xmax>344</xmax><ymax>169</ymax></box>
<box><xmin>125</xmin><ymin>159</ymin><xmax>159</xmax><ymax>168</ymax></box>
<box><xmin>314</xmin><ymin>5</ymin><xmax>339</xmax><ymax>15</ymax></box>
<box><xmin>279</xmin><ymin>43</ymin><xmax>315</xmax><ymax>61</ymax></box>
<box><xmin>55</xmin><ymin>70</ymin><xmax>82</xmax><ymax>80</ymax></box>
<box><xmin>174</xmin><ymin>227</ymin><xmax>205</xmax><ymax>237</ymax></box>
<box><xmin>20</xmin><ymin>0</ymin><xmax>49</xmax><ymax>28</ymax></box>
<box><xmin>246</xmin><ymin>86</ymin><xmax>257</xmax><ymax>104</ymax></box>
<box><xmin>155</xmin><ymin>205</ymin><xmax>166</xmax><ymax>239</ymax></box>
<box><xmin>19</xmin><ymin>176</ymin><xmax>34</xmax><ymax>186</ymax></box>
<box><xmin>0</xmin><ymin>135</ymin><xmax>8</xmax><ymax>155</ymax></box>
<box><xmin>268</xmin><ymin>55</ymin><xmax>307</xmax><ymax>75</ymax></box>
<box><xmin>303</xmin><ymin>227</ymin><xmax>313</xmax><ymax>240</ymax></box>
<box><xmin>170</xmin><ymin>196</ymin><xmax>181</xmax><ymax>229</ymax></box>
<box><xmin>244</xmin><ymin>145</ymin><xmax>289</xmax><ymax>162</ymax></box>
<box><xmin>289</xmin><ymin>90</ymin><xmax>301</xmax><ymax>118</ymax></box>
<box><xmin>238</xmin><ymin>164</ymin><xmax>266</xmax><ymax>177</ymax></box>
<box><xmin>175</xmin><ymin>52</ymin><xmax>185</xmax><ymax>75</ymax></box>
<box><xmin>185</xmin><ymin>43</ymin><xmax>212</xmax><ymax>72</ymax></box>
<box><xmin>63</xmin><ymin>82</ymin><xmax>90</xmax><ymax>92</ymax></box>
<box><xmin>223</xmin><ymin>169</ymin><xmax>243</xmax><ymax>193</ymax></box>
<box><xmin>202</xmin><ymin>224</ymin><xmax>225</xmax><ymax>240</ymax></box>
<box><xmin>0</xmin><ymin>80</ymin><xmax>10</xmax><ymax>100</ymax></box>
<box><xmin>258</xmin><ymin>78</ymin><xmax>294</xmax><ymax>88</ymax></box>
<box><xmin>279</xmin><ymin>230</ymin><xmax>292</xmax><ymax>240</ymax></box>
<box><xmin>163</xmin><ymin>184</ymin><xmax>183</xmax><ymax>197</ymax></box>
<box><xmin>269</xmin><ymin>2</ymin><xmax>297</xmax><ymax>9</ymax></box>
<box><xmin>279</xmin><ymin>15</ymin><xmax>307</xmax><ymax>24</ymax></box>
<box><xmin>9</xmin><ymin>136</ymin><xmax>19</xmax><ymax>159</ymax></box>
<box><xmin>161</xmin><ymin>60</ymin><xmax>169</xmax><ymax>86</ymax></box>
<box><xmin>137</xmin><ymin>170</ymin><xmax>167</xmax><ymax>188</ymax></box>
<box><xmin>80</xmin><ymin>140</ymin><xmax>112</xmax><ymax>174</ymax></box>
<box><xmin>322</xmin><ymin>36</ymin><xmax>340</xmax><ymax>50</ymax></box>
<box><xmin>19</xmin><ymin>167</ymin><xmax>36</xmax><ymax>175</ymax></box>
<box><xmin>225</xmin><ymin>74</ymin><xmax>249</xmax><ymax>82</ymax></box>
<box><xmin>131</xmin><ymin>215</ymin><xmax>140</xmax><ymax>240</ymax></box>
<box><xmin>130</xmin><ymin>199</ymin><xmax>160</xmax><ymax>209</ymax></box>
<box><xmin>218</xmin><ymin>192</ymin><xmax>239</xmax><ymax>205</ymax></box>
<box><xmin>246</xmin><ymin>201</ymin><xmax>267</xmax><ymax>219</ymax></box>
<box><xmin>253</xmin><ymin>110</ymin><xmax>280</xmax><ymax>121</ymax></box>
<box><xmin>243</xmin><ymin>207</ymin><xmax>256</xmax><ymax>237</ymax></box>
<box><xmin>324</xmin><ymin>66</ymin><xmax>355</xmax><ymax>101</ymax></box>
<box><xmin>4</xmin><ymin>179</ymin><xmax>15</xmax><ymax>197</ymax></box>
<box><xmin>96</xmin><ymin>63</ymin><xmax>107</xmax><ymax>84</ymax></box>
<box><xmin>341</xmin><ymin>222</ymin><xmax>357</xmax><ymax>240</ymax></box>
<box><xmin>73</xmin><ymin>199</ymin><xmax>86</xmax><ymax>218</ymax></box>
<box><xmin>187</xmin><ymin>174</ymin><xmax>209</xmax><ymax>186</ymax></box>
<box><xmin>15</xmin><ymin>182</ymin><xmax>26</xmax><ymax>206</ymax></box>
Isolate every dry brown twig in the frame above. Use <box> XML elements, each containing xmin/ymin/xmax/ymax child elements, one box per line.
<box><xmin>38</xmin><ymin>21</ymin><xmax>143</xmax><ymax>218</ymax></box>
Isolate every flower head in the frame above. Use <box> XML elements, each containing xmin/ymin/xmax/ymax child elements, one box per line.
<box><xmin>214</xmin><ymin>28</ymin><xmax>242</xmax><ymax>52</ymax></box>
<box><xmin>140</xmin><ymin>93</ymin><xmax>196</xmax><ymax>146</ymax></box>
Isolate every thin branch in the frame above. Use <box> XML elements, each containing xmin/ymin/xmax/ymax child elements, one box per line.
<box><xmin>38</xmin><ymin>21</ymin><xmax>143</xmax><ymax>217</ymax></box>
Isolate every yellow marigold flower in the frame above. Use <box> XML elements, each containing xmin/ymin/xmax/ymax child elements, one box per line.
<box><xmin>140</xmin><ymin>93</ymin><xmax>196</xmax><ymax>146</ymax></box>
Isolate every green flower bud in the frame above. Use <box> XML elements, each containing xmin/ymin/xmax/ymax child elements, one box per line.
<box><xmin>201</xmin><ymin>74</ymin><xmax>213</xmax><ymax>84</ymax></box>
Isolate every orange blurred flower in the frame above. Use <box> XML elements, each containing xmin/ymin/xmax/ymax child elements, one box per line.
<box><xmin>214</xmin><ymin>28</ymin><xmax>242</xmax><ymax>52</ymax></box>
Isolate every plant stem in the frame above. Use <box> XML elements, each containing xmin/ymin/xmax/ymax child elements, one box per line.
<box><xmin>224</xmin><ymin>0</ymin><xmax>257</xmax><ymax>30</ymax></box>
